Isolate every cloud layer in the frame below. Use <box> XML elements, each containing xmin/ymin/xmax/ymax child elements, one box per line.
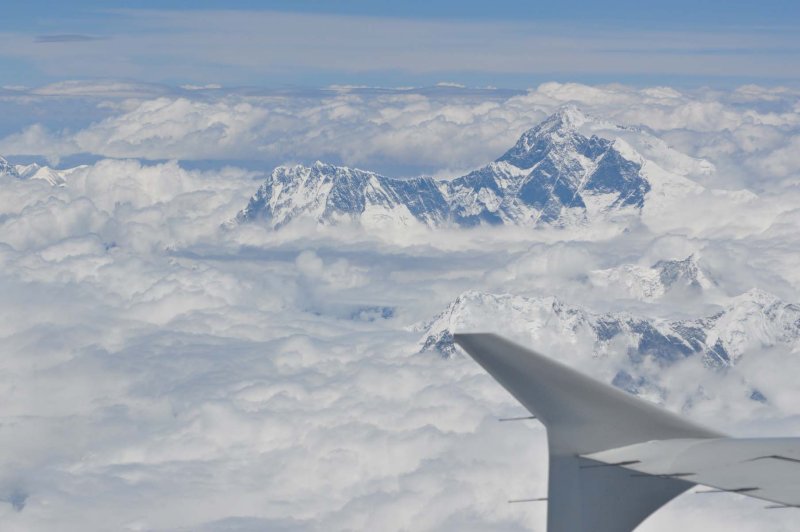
<box><xmin>2</xmin><ymin>82</ymin><xmax>799</xmax><ymax>189</ymax></box>
<box><xmin>1</xmin><ymin>82</ymin><xmax>800</xmax><ymax>530</ymax></box>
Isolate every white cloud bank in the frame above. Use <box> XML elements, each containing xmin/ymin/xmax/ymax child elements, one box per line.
<box><xmin>1</xmin><ymin>82</ymin><xmax>800</xmax><ymax>530</ymax></box>
<box><xmin>2</xmin><ymin>82</ymin><xmax>799</xmax><ymax>189</ymax></box>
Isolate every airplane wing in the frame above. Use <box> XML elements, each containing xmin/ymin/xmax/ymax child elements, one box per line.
<box><xmin>585</xmin><ymin>437</ymin><xmax>800</xmax><ymax>508</ymax></box>
<box><xmin>454</xmin><ymin>333</ymin><xmax>800</xmax><ymax>532</ymax></box>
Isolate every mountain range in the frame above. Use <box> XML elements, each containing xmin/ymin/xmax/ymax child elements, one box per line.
<box><xmin>236</xmin><ymin>107</ymin><xmax>705</xmax><ymax>229</ymax></box>
<box><xmin>0</xmin><ymin>157</ymin><xmax>70</xmax><ymax>186</ymax></box>
<box><xmin>417</xmin><ymin>287</ymin><xmax>800</xmax><ymax>399</ymax></box>
<box><xmin>1</xmin><ymin>107</ymin><xmax>734</xmax><ymax>232</ymax></box>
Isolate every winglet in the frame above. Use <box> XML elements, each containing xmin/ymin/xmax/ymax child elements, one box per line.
<box><xmin>454</xmin><ymin>333</ymin><xmax>721</xmax><ymax>454</ymax></box>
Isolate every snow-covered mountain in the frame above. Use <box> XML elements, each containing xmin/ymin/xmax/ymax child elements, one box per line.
<box><xmin>449</xmin><ymin>107</ymin><xmax>650</xmax><ymax>225</ymax></box>
<box><xmin>418</xmin><ymin>289</ymin><xmax>800</xmax><ymax>381</ymax></box>
<box><xmin>588</xmin><ymin>255</ymin><xmax>717</xmax><ymax>301</ymax></box>
<box><xmin>237</xmin><ymin>107</ymin><xmax>699</xmax><ymax>229</ymax></box>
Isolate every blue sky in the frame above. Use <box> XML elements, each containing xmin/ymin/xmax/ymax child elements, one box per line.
<box><xmin>2</xmin><ymin>0</ymin><xmax>799</xmax><ymax>88</ymax></box>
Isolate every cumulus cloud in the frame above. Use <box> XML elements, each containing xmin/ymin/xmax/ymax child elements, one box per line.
<box><xmin>295</xmin><ymin>250</ymin><xmax>368</xmax><ymax>290</ymax></box>
<box><xmin>1</xmin><ymin>83</ymin><xmax>800</xmax><ymax>530</ymax></box>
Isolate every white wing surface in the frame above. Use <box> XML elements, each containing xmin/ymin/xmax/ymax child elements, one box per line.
<box><xmin>585</xmin><ymin>437</ymin><xmax>800</xmax><ymax>508</ymax></box>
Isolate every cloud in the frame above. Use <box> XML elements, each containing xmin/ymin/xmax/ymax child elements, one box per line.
<box><xmin>759</xmin><ymin>134</ymin><xmax>800</xmax><ymax>177</ymax></box>
<box><xmin>30</xmin><ymin>80</ymin><xmax>173</xmax><ymax>98</ymax></box>
<box><xmin>296</xmin><ymin>250</ymin><xmax>368</xmax><ymax>289</ymax></box>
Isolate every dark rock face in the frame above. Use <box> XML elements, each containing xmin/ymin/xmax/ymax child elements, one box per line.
<box><xmin>237</xmin><ymin>108</ymin><xmax>653</xmax><ymax>229</ymax></box>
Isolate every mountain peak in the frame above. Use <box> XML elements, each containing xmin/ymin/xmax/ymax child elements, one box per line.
<box><xmin>539</xmin><ymin>105</ymin><xmax>588</xmax><ymax>131</ymax></box>
<box><xmin>730</xmin><ymin>288</ymin><xmax>783</xmax><ymax>308</ymax></box>
<box><xmin>522</xmin><ymin>105</ymin><xmax>590</xmax><ymax>140</ymax></box>
<box><xmin>495</xmin><ymin>106</ymin><xmax>600</xmax><ymax>170</ymax></box>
